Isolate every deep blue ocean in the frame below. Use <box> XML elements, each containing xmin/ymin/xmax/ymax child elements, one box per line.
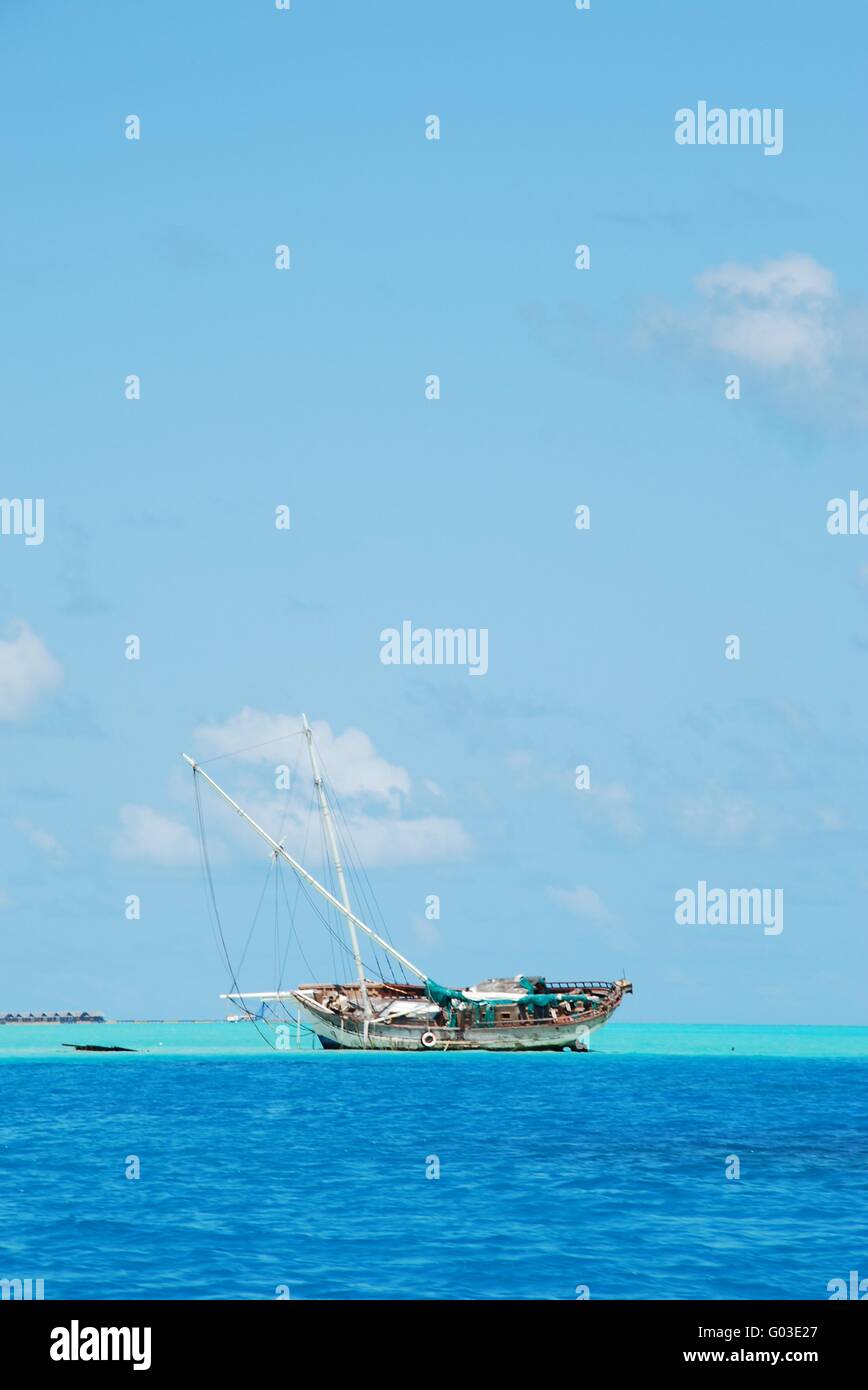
<box><xmin>1</xmin><ymin>1024</ymin><xmax>866</xmax><ymax>1300</ymax></box>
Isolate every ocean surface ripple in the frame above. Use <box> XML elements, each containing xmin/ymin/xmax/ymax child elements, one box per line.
<box><xmin>1</xmin><ymin>1029</ymin><xmax>866</xmax><ymax>1300</ymax></box>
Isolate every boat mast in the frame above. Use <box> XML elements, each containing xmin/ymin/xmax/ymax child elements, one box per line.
<box><xmin>182</xmin><ymin>754</ymin><xmax>427</xmax><ymax>982</ymax></box>
<box><xmin>301</xmin><ymin>714</ymin><xmax>371</xmax><ymax>1015</ymax></box>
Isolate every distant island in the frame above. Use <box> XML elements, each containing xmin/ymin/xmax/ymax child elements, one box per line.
<box><xmin>0</xmin><ymin>1011</ymin><xmax>105</xmax><ymax>1025</ymax></box>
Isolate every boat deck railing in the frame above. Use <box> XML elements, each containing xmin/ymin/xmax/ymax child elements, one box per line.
<box><xmin>545</xmin><ymin>980</ymin><xmax>616</xmax><ymax>993</ymax></box>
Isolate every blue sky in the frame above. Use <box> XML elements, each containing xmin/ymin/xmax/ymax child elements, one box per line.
<box><xmin>2</xmin><ymin>1</ymin><xmax>868</xmax><ymax>1022</ymax></box>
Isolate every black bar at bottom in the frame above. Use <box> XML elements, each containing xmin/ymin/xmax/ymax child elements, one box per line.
<box><xmin>1</xmin><ymin>1298</ymin><xmax>862</xmax><ymax>1375</ymax></box>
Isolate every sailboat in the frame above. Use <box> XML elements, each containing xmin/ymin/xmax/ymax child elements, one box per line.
<box><xmin>183</xmin><ymin>717</ymin><xmax>632</xmax><ymax>1052</ymax></box>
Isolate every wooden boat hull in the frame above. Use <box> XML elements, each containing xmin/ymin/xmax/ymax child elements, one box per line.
<box><xmin>292</xmin><ymin>991</ymin><xmax>619</xmax><ymax>1052</ymax></box>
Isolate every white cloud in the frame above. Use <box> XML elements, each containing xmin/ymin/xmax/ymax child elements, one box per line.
<box><xmin>0</xmin><ymin>620</ymin><xmax>62</xmax><ymax>721</ymax></box>
<box><xmin>638</xmin><ymin>253</ymin><xmax>868</xmax><ymax>420</ymax></box>
<box><xmin>200</xmin><ymin>782</ymin><xmax>472</xmax><ymax>872</ymax></box>
<box><xmin>112</xmin><ymin>804</ymin><xmax>202</xmax><ymax>867</ymax></box>
<box><xmin>695</xmin><ymin>254</ymin><xmax>837</xmax><ymax>372</ymax></box>
<box><xmin>707</xmin><ymin>306</ymin><xmax>833</xmax><ymax>372</ymax></box>
<box><xmin>696</xmin><ymin>254</ymin><xmax>836</xmax><ymax>306</ymax></box>
<box><xmin>548</xmin><ymin>885</ymin><xmax>612</xmax><ymax>923</ymax></box>
<box><xmin>194</xmin><ymin>709</ymin><xmax>409</xmax><ymax>807</ymax></box>
<box><xmin>152</xmin><ymin>709</ymin><xmax>473</xmax><ymax>870</ymax></box>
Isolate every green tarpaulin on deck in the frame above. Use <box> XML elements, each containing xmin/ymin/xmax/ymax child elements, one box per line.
<box><xmin>425</xmin><ymin>979</ymin><xmax>603</xmax><ymax>1020</ymax></box>
<box><xmin>425</xmin><ymin>979</ymin><xmax>470</xmax><ymax>1008</ymax></box>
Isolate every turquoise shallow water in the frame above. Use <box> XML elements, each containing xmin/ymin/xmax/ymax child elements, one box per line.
<box><xmin>1</xmin><ymin>1024</ymin><xmax>866</xmax><ymax>1299</ymax></box>
<box><xmin>2</xmin><ymin>1020</ymin><xmax>868</xmax><ymax>1060</ymax></box>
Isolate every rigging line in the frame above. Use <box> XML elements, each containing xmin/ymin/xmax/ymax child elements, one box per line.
<box><xmin>273</xmin><ymin>738</ymin><xmax>304</xmax><ymax>844</ymax></box>
<box><xmin>319</xmin><ymin>808</ymin><xmax>339</xmax><ymax>984</ymax></box>
<box><xmin>201</xmin><ymin>744</ymin><xmax>298</xmax><ymax>976</ymax></box>
<box><xmin>236</xmin><ymin>853</ymin><xmax>277</xmax><ymax>978</ymax></box>
<box><xmin>195</xmin><ymin>753</ymin><xmax>387</xmax><ymax>1023</ymax></box>
<box><xmin>315</xmin><ymin>743</ymin><xmax>397</xmax><ymax>946</ymax></box>
<box><xmin>271</xmin><ymin>745</ymin><xmax>315</xmax><ymax>995</ymax></box>
<box><xmin>269</xmin><ymin>745</ymin><xmax>305</xmax><ymax>994</ymax></box>
<box><xmin>315</xmin><ymin>744</ymin><xmax>408</xmax><ymax>984</ymax></box>
<box><xmin>312</xmin><ymin>781</ymin><xmax>376</xmax><ymax>960</ymax></box>
<box><xmin>318</xmin><ymin>804</ymin><xmax>355</xmax><ymax>983</ymax></box>
<box><xmin>347</xmin><ymin>860</ymin><xmax>390</xmax><ymax>983</ymax></box>
<box><xmin>196</xmin><ymin>758</ymin><xmax>338</xmax><ymax>1051</ymax></box>
<box><xmin>276</xmin><ymin>857</ymin><xmax>319</xmax><ymax>985</ymax></box>
<box><xmin>273</xmin><ymin>845</ymin><xmax>280</xmax><ymax>989</ymax></box>
<box><xmin>196</xmin><ymin>729</ymin><xmax>304</xmax><ymax>765</ymax></box>
<box><xmin>194</xmin><ymin>756</ymin><xmax>289</xmax><ymax>1045</ymax></box>
<box><xmin>197</xmin><ymin>772</ymin><xmax>295</xmax><ymax>1053</ymax></box>
<box><xmin>191</xmin><ymin>772</ymin><xmax>287</xmax><ymax>1050</ymax></box>
<box><xmin>287</xmin><ymin>864</ymin><xmax>391</xmax><ymax>982</ymax></box>
<box><xmin>279</xmin><ymin>850</ymin><xmax>383</xmax><ymax>984</ymax></box>
<box><xmin>276</xmin><ymin>787</ymin><xmax>318</xmax><ymax>990</ymax></box>
<box><xmin>193</xmin><ymin>770</ymin><xmax>278</xmax><ymax>1051</ymax></box>
<box><xmin>266</xmin><ymin>992</ymin><xmax>318</xmax><ymax>1039</ymax></box>
<box><xmin>330</xmin><ymin>824</ymin><xmax>388</xmax><ymax>981</ymax></box>
<box><xmin>193</xmin><ymin>772</ymin><xmax>238</xmax><ymax>986</ymax></box>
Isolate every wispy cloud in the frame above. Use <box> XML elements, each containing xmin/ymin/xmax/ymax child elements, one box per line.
<box><xmin>637</xmin><ymin>253</ymin><xmax>868</xmax><ymax>423</ymax></box>
<box><xmin>694</xmin><ymin>254</ymin><xmax>837</xmax><ymax>371</ymax></box>
<box><xmin>0</xmin><ymin>620</ymin><xmax>62</xmax><ymax>721</ymax></box>
<box><xmin>112</xmin><ymin>805</ymin><xmax>202</xmax><ymax>868</ymax></box>
<box><xmin>675</xmin><ymin>791</ymin><xmax>761</xmax><ymax>846</ymax></box>
<box><xmin>16</xmin><ymin>818</ymin><xmax>64</xmax><ymax>863</ymax></box>
<box><xmin>577</xmin><ymin>782</ymin><xmax>641</xmax><ymax>839</ymax></box>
